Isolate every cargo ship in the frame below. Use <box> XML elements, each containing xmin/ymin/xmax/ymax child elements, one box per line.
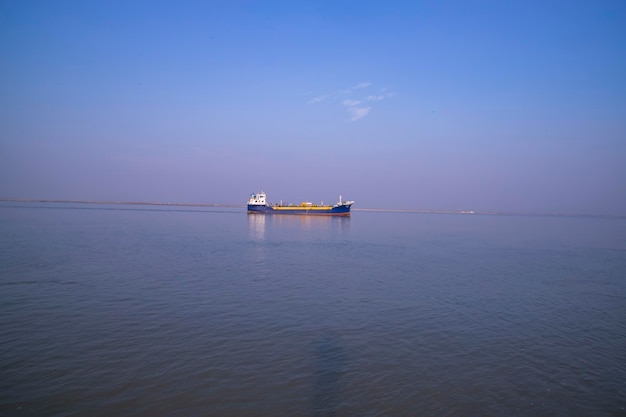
<box><xmin>247</xmin><ymin>192</ymin><xmax>353</xmax><ymax>216</ymax></box>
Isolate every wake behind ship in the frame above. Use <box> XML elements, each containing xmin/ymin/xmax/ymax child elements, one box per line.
<box><xmin>247</xmin><ymin>192</ymin><xmax>354</xmax><ymax>216</ymax></box>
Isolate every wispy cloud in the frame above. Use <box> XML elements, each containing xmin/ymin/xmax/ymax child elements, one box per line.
<box><xmin>339</xmin><ymin>81</ymin><xmax>372</xmax><ymax>95</ymax></box>
<box><xmin>353</xmin><ymin>81</ymin><xmax>371</xmax><ymax>89</ymax></box>
<box><xmin>346</xmin><ymin>105</ymin><xmax>371</xmax><ymax>121</ymax></box>
<box><xmin>307</xmin><ymin>82</ymin><xmax>394</xmax><ymax>121</ymax></box>
<box><xmin>367</xmin><ymin>90</ymin><xmax>395</xmax><ymax>102</ymax></box>
<box><xmin>343</xmin><ymin>99</ymin><xmax>371</xmax><ymax>121</ymax></box>
<box><xmin>307</xmin><ymin>94</ymin><xmax>331</xmax><ymax>104</ymax></box>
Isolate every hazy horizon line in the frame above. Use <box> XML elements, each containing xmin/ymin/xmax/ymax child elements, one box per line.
<box><xmin>1</xmin><ymin>198</ymin><xmax>624</xmax><ymax>219</ymax></box>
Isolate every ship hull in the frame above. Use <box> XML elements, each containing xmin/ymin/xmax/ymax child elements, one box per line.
<box><xmin>247</xmin><ymin>204</ymin><xmax>351</xmax><ymax>216</ymax></box>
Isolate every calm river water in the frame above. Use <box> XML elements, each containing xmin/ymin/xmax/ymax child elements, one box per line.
<box><xmin>1</xmin><ymin>203</ymin><xmax>625</xmax><ymax>416</ymax></box>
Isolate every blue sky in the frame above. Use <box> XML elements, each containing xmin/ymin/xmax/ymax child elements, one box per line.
<box><xmin>1</xmin><ymin>0</ymin><xmax>625</xmax><ymax>214</ymax></box>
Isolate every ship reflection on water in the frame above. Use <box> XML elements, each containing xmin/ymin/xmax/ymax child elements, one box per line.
<box><xmin>247</xmin><ymin>213</ymin><xmax>350</xmax><ymax>241</ymax></box>
<box><xmin>247</xmin><ymin>214</ymin><xmax>351</xmax><ymax>278</ymax></box>
<box><xmin>248</xmin><ymin>212</ymin><xmax>267</xmax><ymax>241</ymax></box>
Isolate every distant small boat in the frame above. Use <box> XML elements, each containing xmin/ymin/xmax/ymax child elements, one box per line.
<box><xmin>247</xmin><ymin>192</ymin><xmax>353</xmax><ymax>216</ymax></box>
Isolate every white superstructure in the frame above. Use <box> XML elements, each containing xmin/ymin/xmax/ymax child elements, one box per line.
<box><xmin>248</xmin><ymin>192</ymin><xmax>267</xmax><ymax>206</ymax></box>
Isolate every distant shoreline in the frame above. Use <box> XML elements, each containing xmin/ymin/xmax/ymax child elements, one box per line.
<box><xmin>0</xmin><ymin>198</ymin><xmax>623</xmax><ymax>219</ymax></box>
<box><xmin>0</xmin><ymin>198</ymin><xmax>242</xmax><ymax>208</ymax></box>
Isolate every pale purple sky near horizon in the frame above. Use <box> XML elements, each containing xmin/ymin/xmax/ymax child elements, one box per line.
<box><xmin>1</xmin><ymin>1</ymin><xmax>625</xmax><ymax>214</ymax></box>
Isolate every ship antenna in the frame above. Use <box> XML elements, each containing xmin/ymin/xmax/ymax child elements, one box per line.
<box><xmin>340</xmin><ymin>194</ymin><xmax>342</xmax><ymax>204</ymax></box>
